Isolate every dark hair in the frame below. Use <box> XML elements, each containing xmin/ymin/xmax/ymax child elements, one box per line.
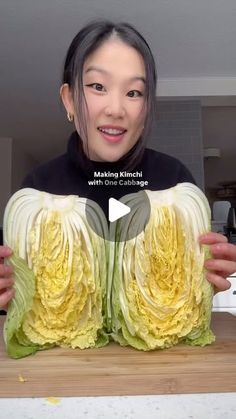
<box><xmin>62</xmin><ymin>20</ymin><xmax>157</xmax><ymax>170</ymax></box>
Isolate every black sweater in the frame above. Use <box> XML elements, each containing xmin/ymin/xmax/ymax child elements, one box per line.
<box><xmin>22</xmin><ymin>132</ymin><xmax>195</xmax><ymax>218</ymax></box>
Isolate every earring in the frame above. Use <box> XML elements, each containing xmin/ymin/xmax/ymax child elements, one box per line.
<box><xmin>67</xmin><ymin>112</ymin><xmax>74</xmax><ymax>123</ymax></box>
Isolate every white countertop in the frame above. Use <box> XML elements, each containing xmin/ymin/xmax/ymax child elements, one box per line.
<box><xmin>213</xmin><ymin>275</ymin><xmax>236</xmax><ymax>315</ymax></box>
<box><xmin>0</xmin><ymin>394</ymin><xmax>236</xmax><ymax>419</ymax></box>
<box><xmin>1</xmin><ymin>279</ymin><xmax>236</xmax><ymax>418</ymax></box>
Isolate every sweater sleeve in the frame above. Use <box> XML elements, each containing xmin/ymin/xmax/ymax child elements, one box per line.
<box><xmin>21</xmin><ymin>172</ymin><xmax>37</xmax><ymax>189</ymax></box>
<box><xmin>177</xmin><ymin>163</ymin><xmax>196</xmax><ymax>185</ymax></box>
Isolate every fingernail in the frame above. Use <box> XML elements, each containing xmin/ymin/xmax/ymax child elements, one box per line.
<box><xmin>8</xmin><ymin>287</ymin><xmax>15</xmax><ymax>296</ymax></box>
<box><xmin>2</xmin><ymin>247</ymin><xmax>12</xmax><ymax>256</ymax></box>
<box><xmin>199</xmin><ymin>234</ymin><xmax>208</xmax><ymax>242</ymax></box>
<box><xmin>5</xmin><ymin>265</ymin><xmax>13</xmax><ymax>274</ymax></box>
<box><xmin>205</xmin><ymin>260</ymin><xmax>213</xmax><ymax>268</ymax></box>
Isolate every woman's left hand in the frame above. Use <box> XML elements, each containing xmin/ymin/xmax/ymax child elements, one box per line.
<box><xmin>199</xmin><ymin>232</ymin><xmax>236</xmax><ymax>294</ymax></box>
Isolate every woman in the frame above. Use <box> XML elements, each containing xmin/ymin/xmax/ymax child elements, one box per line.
<box><xmin>0</xmin><ymin>20</ymin><xmax>236</xmax><ymax>310</ymax></box>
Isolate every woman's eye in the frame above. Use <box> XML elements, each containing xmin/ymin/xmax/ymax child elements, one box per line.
<box><xmin>86</xmin><ymin>83</ymin><xmax>105</xmax><ymax>92</ymax></box>
<box><xmin>127</xmin><ymin>90</ymin><xmax>143</xmax><ymax>98</ymax></box>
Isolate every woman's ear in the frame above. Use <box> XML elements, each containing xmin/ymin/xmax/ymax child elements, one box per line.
<box><xmin>60</xmin><ymin>84</ymin><xmax>75</xmax><ymax>116</ymax></box>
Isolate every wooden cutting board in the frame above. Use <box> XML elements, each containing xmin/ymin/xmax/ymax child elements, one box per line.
<box><xmin>0</xmin><ymin>313</ymin><xmax>236</xmax><ymax>397</ymax></box>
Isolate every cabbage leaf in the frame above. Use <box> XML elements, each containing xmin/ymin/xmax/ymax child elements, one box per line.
<box><xmin>109</xmin><ymin>183</ymin><xmax>215</xmax><ymax>350</ymax></box>
<box><xmin>3</xmin><ymin>188</ymin><xmax>109</xmax><ymax>358</ymax></box>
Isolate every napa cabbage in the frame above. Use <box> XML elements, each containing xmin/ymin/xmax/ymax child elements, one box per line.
<box><xmin>3</xmin><ymin>188</ymin><xmax>109</xmax><ymax>358</ymax></box>
<box><xmin>108</xmin><ymin>183</ymin><xmax>215</xmax><ymax>350</ymax></box>
<box><xmin>3</xmin><ymin>183</ymin><xmax>215</xmax><ymax>358</ymax></box>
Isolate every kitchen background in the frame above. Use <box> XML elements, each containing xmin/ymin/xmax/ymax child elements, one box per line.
<box><xmin>0</xmin><ymin>1</ymin><xmax>236</xmax><ymax>313</ymax></box>
<box><xmin>0</xmin><ymin>2</ymin><xmax>236</xmax><ymax>228</ymax></box>
<box><xmin>1</xmin><ymin>100</ymin><xmax>236</xmax><ymax>221</ymax></box>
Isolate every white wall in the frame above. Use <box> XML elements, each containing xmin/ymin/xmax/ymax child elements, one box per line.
<box><xmin>11</xmin><ymin>141</ymin><xmax>37</xmax><ymax>193</ymax></box>
<box><xmin>0</xmin><ymin>138</ymin><xmax>12</xmax><ymax>227</ymax></box>
<box><xmin>0</xmin><ymin>137</ymin><xmax>37</xmax><ymax>227</ymax></box>
<box><xmin>202</xmin><ymin>107</ymin><xmax>236</xmax><ymax>188</ymax></box>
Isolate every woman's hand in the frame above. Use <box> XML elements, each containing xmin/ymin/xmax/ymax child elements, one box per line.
<box><xmin>0</xmin><ymin>245</ymin><xmax>14</xmax><ymax>311</ymax></box>
<box><xmin>199</xmin><ymin>232</ymin><xmax>236</xmax><ymax>294</ymax></box>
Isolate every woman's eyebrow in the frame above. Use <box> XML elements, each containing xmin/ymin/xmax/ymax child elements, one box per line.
<box><xmin>130</xmin><ymin>76</ymin><xmax>146</xmax><ymax>84</ymax></box>
<box><xmin>85</xmin><ymin>66</ymin><xmax>146</xmax><ymax>84</ymax></box>
<box><xmin>85</xmin><ymin>66</ymin><xmax>109</xmax><ymax>75</ymax></box>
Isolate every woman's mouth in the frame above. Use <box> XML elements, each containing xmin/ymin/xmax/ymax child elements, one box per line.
<box><xmin>98</xmin><ymin>126</ymin><xmax>127</xmax><ymax>143</ymax></box>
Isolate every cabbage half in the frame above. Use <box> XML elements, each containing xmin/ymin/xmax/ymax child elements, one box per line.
<box><xmin>3</xmin><ymin>188</ymin><xmax>109</xmax><ymax>358</ymax></box>
<box><xmin>3</xmin><ymin>183</ymin><xmax>215</xmax><ymax>358</ymax></box>
<box><xmin>109</xmin><ymin>183</ymin><xmax>215</xmax><ymax>350</ymax></box>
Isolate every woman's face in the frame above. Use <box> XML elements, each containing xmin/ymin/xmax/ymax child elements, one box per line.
<box><xmin>79</xmin><ymin>38</ymin><xmax>147</xmax><ymax>162</ymax></box>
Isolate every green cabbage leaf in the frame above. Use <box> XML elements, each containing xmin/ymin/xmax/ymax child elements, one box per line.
<box><xmin>3</xmin><ymin>188</ymin><xmax>109</xmax><ymax>358</ymax></box>
<box><xmin>3</xmin><ymin>183</ymin><xmax>215</xmax><ymax>358</ymax></box>
<box><xmin>109</xmin><ymin>183</ymin><xmax>215</xmax><ymax>350</ymax></box>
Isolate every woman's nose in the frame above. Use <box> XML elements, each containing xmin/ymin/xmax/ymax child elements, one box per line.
<box><xmin>104</xmin><ymin>94</ymin><xmax>125</xmax><ymax>118</ymax></box>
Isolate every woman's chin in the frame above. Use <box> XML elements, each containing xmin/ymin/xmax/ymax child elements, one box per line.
<box><xmin>90</xmin><ymin>149</ymin><xmax>127</xmax><ymax>163</ymax></box>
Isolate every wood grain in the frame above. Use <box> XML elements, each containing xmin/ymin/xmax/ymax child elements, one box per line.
<box><xmin>0</xmin><ymin>313</ymin><xmax>236</xmax><ymax>397</ymax></box>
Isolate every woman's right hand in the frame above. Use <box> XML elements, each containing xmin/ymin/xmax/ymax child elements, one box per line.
<box><xmin>0</xmin><ymin>246</ymin><xmax>15</xmax><ymax>311</ymax></box>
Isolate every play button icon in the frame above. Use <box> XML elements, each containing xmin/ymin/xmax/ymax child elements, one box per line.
<box><xmin>85</xmin><ymin>190</ymin><xmax>151</xmax><ymax>242</ymax></box>
<box><xmin>108</xmin><ymin>198</ymin><xmax>130</xmax><ymax>222</ymax></box>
